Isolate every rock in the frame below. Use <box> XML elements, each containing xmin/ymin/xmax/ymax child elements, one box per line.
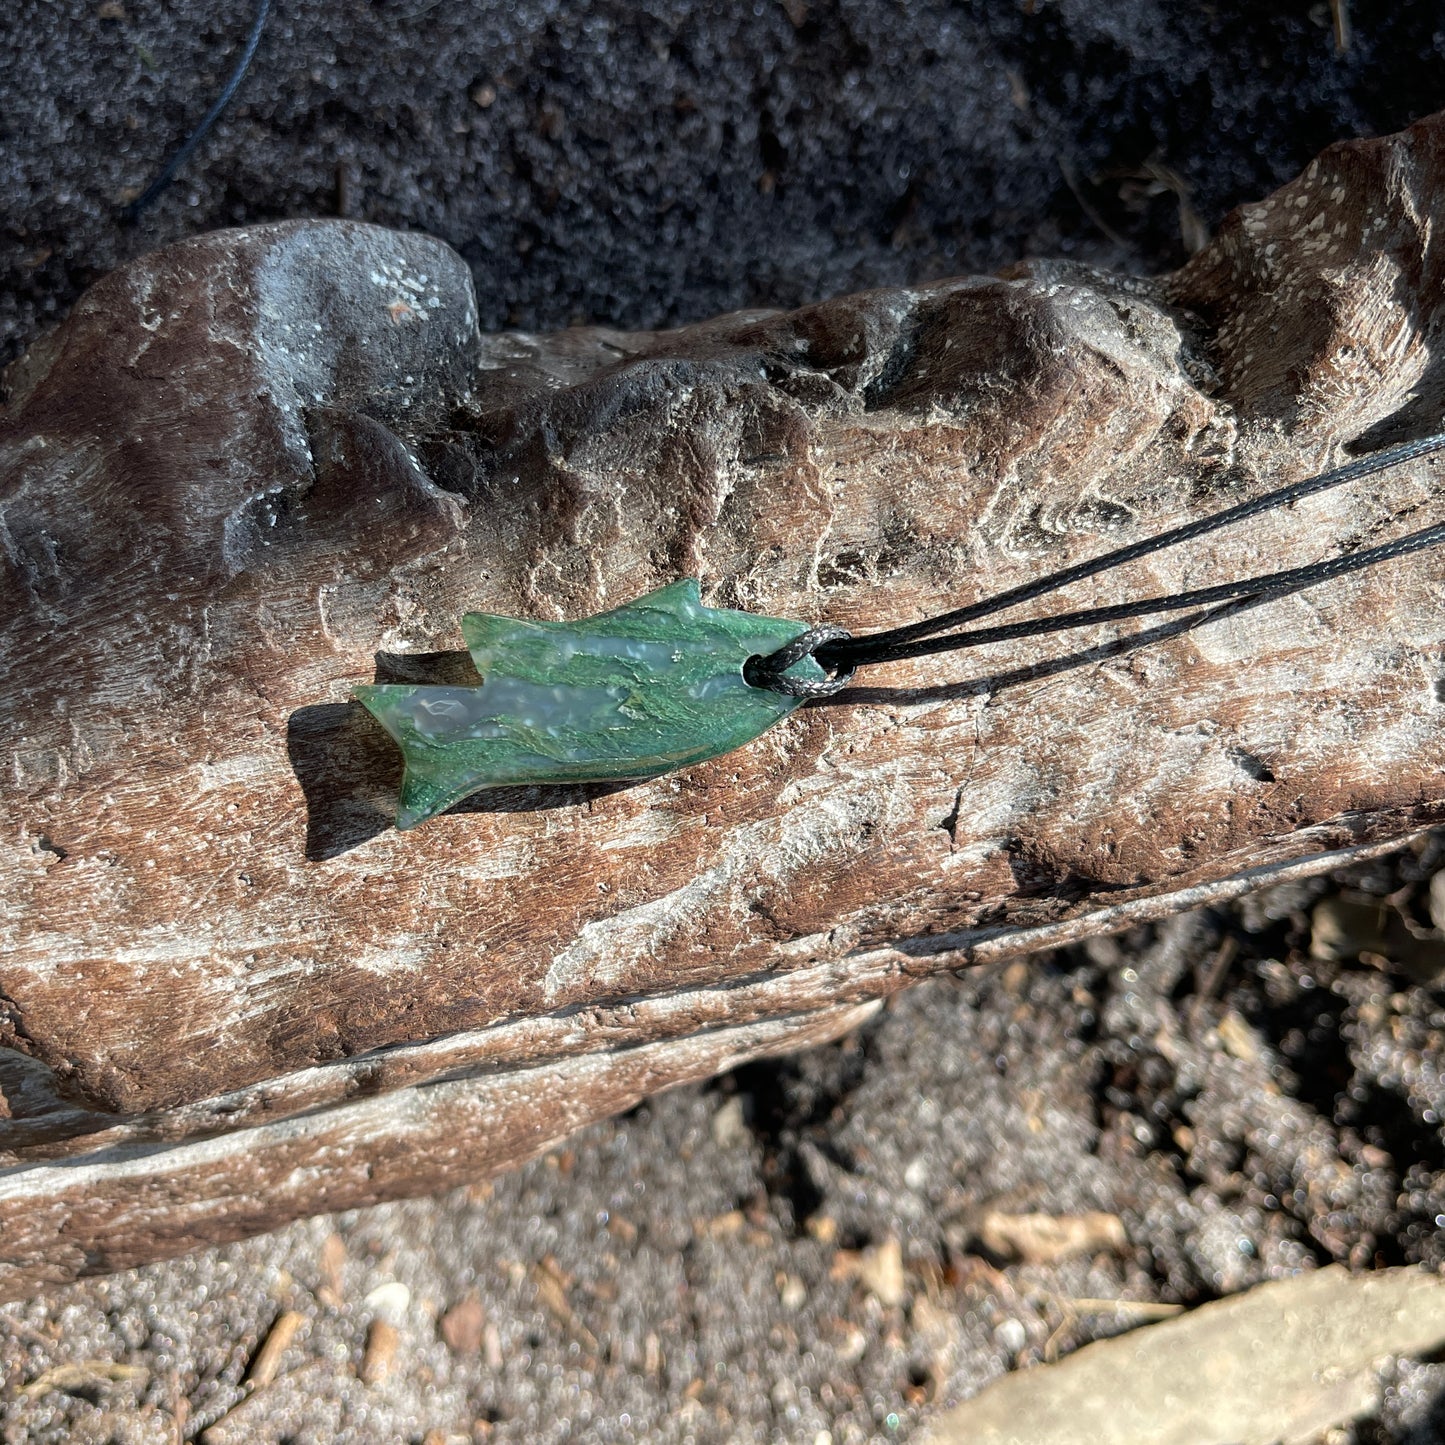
<box><xmin>1430</xmin><ymin>869</ymin><xmax>1445</xmax><ymax>931</ymax></box>
<box><xmin>1310</xmin><ymin>893</ymin><xmax>1445</xmax><ymax>984</ymax></box>
<box><xmin>438</xmin><ymin>1293</ymin><xmax>486</xmax><ymax>1357</ymax></box>
<box><xmin>711</xmin><ymin>1095</ymin><xmax>751</xmax><ymax>1150</ymax></box>
<box><xmin>921</xmin><ymin>1266</ymin><xmax>1445</xmax><ymax>1445</ymax></box>
<box><xmin>4</xmin><ymin>111</ymin><xmax>1445</xmax><ymax>1298</ymax></box>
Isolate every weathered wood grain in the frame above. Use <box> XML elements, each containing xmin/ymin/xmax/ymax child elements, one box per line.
<box><xmin>2</xmin><ymin>112</ymin><xmax>1444</xmax><ymax>1294</ymax></box>
<box><xmin>0</xmin><ymin>1001</ymin><xmax>881</xmax><ymax>1300</ymax></box>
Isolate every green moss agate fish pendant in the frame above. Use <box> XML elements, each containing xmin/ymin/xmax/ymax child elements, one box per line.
<box><xmin>353</xmin><ymin>580</ymin><xmax>827</xmax><ymax>829</ymax></box>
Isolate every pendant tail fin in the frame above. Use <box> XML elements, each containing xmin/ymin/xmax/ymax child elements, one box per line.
<box><xmin>353</xmin><ymin>684</ymin><xmax>464</xmax><ymax>830</ymax></box>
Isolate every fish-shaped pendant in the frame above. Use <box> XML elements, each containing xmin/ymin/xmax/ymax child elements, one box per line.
<box><xmin>354</xmin><ymin>579</ymin><xmax>826</xmax><ymax>829</ymax></box>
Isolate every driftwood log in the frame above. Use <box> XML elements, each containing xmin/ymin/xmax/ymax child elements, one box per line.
<box><xmin>3</xmin><ymin>113</ymin><xmax>1445</xmax><ymax>1299</ymax></box>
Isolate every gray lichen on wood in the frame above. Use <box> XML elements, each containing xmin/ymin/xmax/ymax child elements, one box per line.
<box><xmin>2</xmin><ymin>113</ymin><xmax>1444</xmax><ymax>1297</ymax></box>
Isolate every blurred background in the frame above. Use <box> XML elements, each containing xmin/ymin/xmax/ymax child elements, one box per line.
<box><xmin>4</xmin><ymin>0</ymin><xmax>1445</xmax><ymax>360</ymax></box>
<box><xmin>3</xmin><ymin>2</ymin><xmax>1445</xmax><ymax>1441</ymax></box>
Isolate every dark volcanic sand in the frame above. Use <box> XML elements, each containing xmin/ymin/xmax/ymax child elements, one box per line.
<box><xmin>4</xmin><ymin>2</ymin><xmax>1445</xmax><ymax>1440</ymax></box>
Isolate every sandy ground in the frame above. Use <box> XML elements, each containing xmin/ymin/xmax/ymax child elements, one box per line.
<box><xmin>4</xmin><ymin>1</ymin><xmax>1445</xmax><ymax>1440</ymax></box>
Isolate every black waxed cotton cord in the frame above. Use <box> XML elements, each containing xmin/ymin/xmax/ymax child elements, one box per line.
<box><xmin>121</xmin><ymin>0</ymin><xmax>273</xmax><ymax>222</ymax></box>
<box><xmin>744</xmin><ymin>430</ymin><xmax>1445</xmax><ymax>696</ymax></box>
<box><xmin>821</xmin><ymin>516</ymin><xmax>1445</xmax><ymax>666</ymax></box>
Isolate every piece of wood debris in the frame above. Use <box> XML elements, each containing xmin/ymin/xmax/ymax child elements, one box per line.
<box><xmin>245</xmin><ymin>1309</ymin><xmax>305</xmax><ymax>1389</ymax></box>
<box><xmin>976</xmin><ymin>1210</ymin><xmax>1128</xmax><ymax>1265</ymax></box>
<box><xmin>19</xmin><ymin>1360</ymin><xmax>148</xmax><ymax>1397</ymax></box>
<box><xmin>199</xmin><ymin>1359</ymin><xmax>327</xmax><ymax>1445</ymax></box>
<box><xmin>531</xmin><ymin>1256</ymin><xmax>599</xmax><ymax>1353</ymax></box>
<box><xmin>832</xmin><ymin>1237</ymin><xmax>907</xmax><ymax>1307</ymax></box>
<box><xmin>359</xmin><ymin>1319</ymin><xmax>399</xmax><ymax>1386</ymax></box>
<box><xmin>1214</xmin><ymin>1010</ymin><xmax>1265</xmax><ymax>1064</ymax></box>
<box><xmin>316</xmin><ymin>1232</ymin><xmax>347</xmax><ymax>1307</ymax></box>
<box><xmin>1058</xmin><ymin>1297</ymin><xmax>1184</xmax><ymax>1321</ymax></box>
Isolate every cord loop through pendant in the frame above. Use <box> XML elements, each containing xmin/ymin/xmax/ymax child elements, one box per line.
<box><xmin>745</xmin><ymin>624</ymin><xmax>856</xmax><ymax>697</ymax></box>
